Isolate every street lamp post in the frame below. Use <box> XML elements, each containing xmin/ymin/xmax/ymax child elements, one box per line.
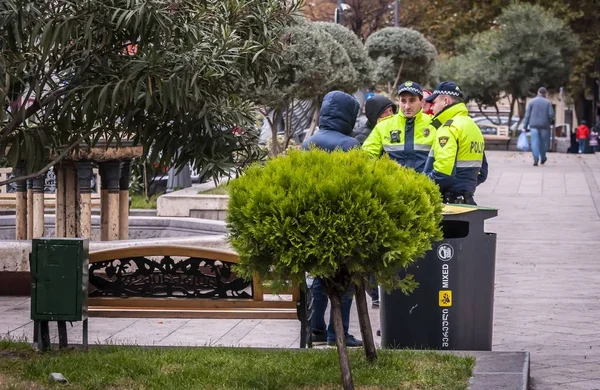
<box><xmin>394</xmin><ymin>0</ymin><xmax>399</xmax><ymax>27</ymax></box>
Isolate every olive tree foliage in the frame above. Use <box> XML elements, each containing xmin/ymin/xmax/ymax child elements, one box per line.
<box><xmin>0</xmin><ymin>0</ymin><xmax>300</xmax><ymax>183</ymax></box>
<box><xmin>227</xmin><ymin>149</ymin><xmax>443</xmax><ymax>389</ymax></box>
<box><xmin>365</xmin><ymin>27</ymin><xmax>437</xmax><ymax>96</ymax></box>
<box><xmin>253</xmin><ymin>20</ymin><xmax>375</xmax><ymax>155</ymax></box>
<box><xmin>437</xmin><ymin>3</ymin><xmax>579</xmax><ymax>127</ymax></box>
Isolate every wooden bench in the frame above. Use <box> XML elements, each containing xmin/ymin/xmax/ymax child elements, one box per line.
<box><xmin>88</xmin><ymin>245</ymin><xmax>314</xmax><ymax>347</ymax></box>
<box><xmin>88</xmin><ymin>245</ymin><xmax>304</xmax><ymax>318</ymax></box>
<box><xmin>483</xmin><ymin>125</ymin><xmax>511</xmax><ymax>150</ymax></box>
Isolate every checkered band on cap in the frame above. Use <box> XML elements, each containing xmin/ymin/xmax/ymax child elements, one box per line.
<box><xmin>432</xmin><ymin>90</ymin><xmax>462</xmax><ymax>97</ymax></box>
<box><xmin>399</xmin><ymin>86</ymin><xmax>423</xmax><ymax>96</ymax></box>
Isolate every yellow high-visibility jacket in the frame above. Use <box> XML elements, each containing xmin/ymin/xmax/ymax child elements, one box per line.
<box><xmin>424</xmin><ymin>102</ymin><xmax>488</xmax><ymax>194</ymax></box>
<box><xmin>362</xmin><ymin>109</ymin><xmax>434</xmax><ymax>173</ymax></box>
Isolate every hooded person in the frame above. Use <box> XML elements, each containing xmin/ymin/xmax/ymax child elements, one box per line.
<box><xmin>302</xmin><ymin>91</ymin><xmax>361</xmax><ymax>152</ymax></box>
<box><xmin>300</xmin><ymin>90</ymin><xmax>364</xmax><ymax>348</ymax></box>
<box><xmin>352</xmin><ymin>95</ymin><xmax>397</xmax><ymax>145</ymax></box>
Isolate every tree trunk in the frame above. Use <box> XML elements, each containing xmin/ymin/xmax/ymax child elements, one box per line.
<box><xmin>143</xmin><ymin>162</ymin><xmax>149</xmax><ymax>201</ymax></box>
<box><xmin>283</xmin><ymin>100</ymin><xmax>295</xmax><ymax>150</ymax></box>
<box><xmin>354</xmin><ymin>279</ymin><xmax>377</xmax><ymax>362</ymax></box>
<box><xmin>507</xmin><ymin>95</ymin><xmax>516</xmax><ymax>132</ymax></box>
<box><xmin>270</xmin><ymin>107</ymin><xmax>283</xmax><ymax>156</ymax></box>
<box><xmin>330</xmin><ymin>291</ymin><xmax>355</xmax><ymax>390</ymax></box>
<box><xmin>389</xmin><ymin>60</ymin><xmax>404</xmax><ymax>97</ymax></box>
<box><xmin>306</xmin><ymin>98</ymin><xmax>321</xmax><ymax>139</ymax></box>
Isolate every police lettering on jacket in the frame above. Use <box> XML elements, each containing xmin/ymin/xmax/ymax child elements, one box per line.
<box><xmin>424</xmin><ymin>102</ymin><xmax>488</xmax><ymax>195</ymax></box>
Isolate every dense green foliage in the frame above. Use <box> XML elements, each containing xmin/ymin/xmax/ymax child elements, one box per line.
<box><xmin>438</xmin><ymin>3</ymin><xmax>578</xmax><ymax>102</ymax></box>
<box><xmin>227</xmin><ymin>149</ymin><xmax>443</xmax><ymax>292</ymax></box>
<box><xmin>437</xmin><ymin>3</ymin><xmax>579</xmax><ymax>126</ymax></box>
<box><xmin>253</xmin><ymin>20</ymin><xmax>367</xmax><ymax>155</ymax></box>
<box><xmin>0</xmin><ymin>0</ymin><xmax>299</xmax><ymax>178</ymax></box>
<box><xmin>366</xmin><ymin>27</ymin><xmax>437</xmax><ymax>94</ymax></box>
<box><xmin>314</xmin><ymin>21</ymin><xmax>373</xmax><ymax>88</ymax></box>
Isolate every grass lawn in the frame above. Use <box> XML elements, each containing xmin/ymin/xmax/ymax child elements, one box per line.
<box><xmin>130</xmin><ymin>193</ymin><xmax>161</xmax><ymax>209</ymax></box>
<box><xmin>0</xmin><ymin>340</ymin><xmax>474</xmax><ymax>390</ymax></box>
<box><xmin>198</xmin><ymin>183</ymin><xmax>229</xmax><ymax>195</ymax></box>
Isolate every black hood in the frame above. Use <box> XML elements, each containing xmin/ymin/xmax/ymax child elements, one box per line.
<box><xmin>319</xmin><ymin>91</ymin><xmax>361</xmax><ymax>136</ymax></box>
<box><xmin>365</xmin><ymin>95</ymin><xmax>397</xmax><ymax>127</ymax></box>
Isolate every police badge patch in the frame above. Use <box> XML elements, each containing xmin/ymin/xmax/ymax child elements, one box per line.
<box><xmin>423</xmin><ymin>128</ymin><xmax>430</xmax><ymax>137</ymax></box>
<box><xmin>439</xmin><ymin>136</ymin><xmax>449</xmax><ymax>147</ymax></box>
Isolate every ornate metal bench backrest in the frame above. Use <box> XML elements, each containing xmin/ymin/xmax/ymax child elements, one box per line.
<box><xmin>89</xmin><ymin>246</ymin><xmax>256</xmax><ymax>300</ymax></box>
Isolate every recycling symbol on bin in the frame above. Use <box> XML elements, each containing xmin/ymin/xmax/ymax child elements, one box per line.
<box><xmin>437</xmin><ymin>244</ymin><xmax>454</xmax><ymax>261</ymax></box>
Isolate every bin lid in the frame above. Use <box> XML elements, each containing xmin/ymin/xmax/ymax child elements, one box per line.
<box><xmin>442</xmin><ymin>204</ymin><xmax>498</xmax><ymax>219</ymax></box>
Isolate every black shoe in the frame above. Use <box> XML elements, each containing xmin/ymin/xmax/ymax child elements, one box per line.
<box><xmin>311</xmin><ymin>331</ymin><xmax>327</xmax><ymax>344</ymax></box>
<box><xmin>541</xmin><ymin>158</ymin><xmax>547</xmax><ymax>165</ymax></box>
<box><xmin>376</xmin><ymin>329</ymin><xmax>381</xmax><ymax>336</ymax></box>
<box><xmin>371</xmin><ymin>300</ymin><xmax>380</xmax><ymax>309</ymax></box>
<box><xmin>327</xmin><ymin>335</ymin><xmax>363</xmax><ymax>347</ymax></box>
<box><xmin>533</xmin><ymin>161</ymin><xmax>538</xmax><ymax>166</ymax></box>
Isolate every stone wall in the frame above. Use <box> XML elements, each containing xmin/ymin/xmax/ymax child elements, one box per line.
<box><xmin>1</xmin><ymin>234</ymin><xmax>230</xmax><ymax>273</ymax></box>
<box><xmin>157</xmin><ymin>186</ymin><xmax>228</xmax><ymax>220</ymax></box>
<box><xmin>0</xmin><ymin>215</ymin><xmax>226</xmax><ymax>240</ymax></box>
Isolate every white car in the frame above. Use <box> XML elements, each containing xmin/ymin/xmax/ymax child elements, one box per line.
<box><xmin>472</xmin><ymin>116</ymin><xmax>525</xmax><ymax>135</ymax></box>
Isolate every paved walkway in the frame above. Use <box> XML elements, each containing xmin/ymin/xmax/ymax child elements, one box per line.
<box><xmin>1</xmin><ymin>151</ymin><xmax>600</xmax><ymax>389</ymax></box>
<box><xmin>478</xmin><ymin>151</ymin><xmax>600</xmax><ymax>390</ymax></box>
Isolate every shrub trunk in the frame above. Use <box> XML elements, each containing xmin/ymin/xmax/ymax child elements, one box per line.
<box><xmin>355</xmin><ymin>278</ymin><xmax>378</xmax><ymax>362</ymax></box>
<box><xmin>330</xmin><ymin>291</ymin><xmax>354</xmax><ymax>390</ymax></box>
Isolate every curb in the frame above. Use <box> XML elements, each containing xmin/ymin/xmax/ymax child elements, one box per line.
<box><xmin>466</xmin><ymin>351</ymin><xmax>530</xmax><ymax>390</ymax></box>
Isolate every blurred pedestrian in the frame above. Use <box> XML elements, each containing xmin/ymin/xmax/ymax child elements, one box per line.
<box><xmin>576</xmin><ymin>120</ymin><xmax>590</xmax><ymax>154</ymax></box>
<box><xmin>522</xmin><ymin>87</ymin><xmax>555</xmax><ymax>166</ymax></box>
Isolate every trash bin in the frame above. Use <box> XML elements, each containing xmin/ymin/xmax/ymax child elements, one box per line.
<box><xmin>380</xmin><ymin>204</ymin><xmax>498</xmax><ymax>351</ymax></box>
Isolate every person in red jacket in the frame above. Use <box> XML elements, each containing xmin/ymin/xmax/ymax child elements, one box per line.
<box><xmin>576</xmin><ymin>120</ymin><xmax>590</xmax><ymax>154</ymax></box>
<box><xmin>422</xmin><ymin>88</ymin><xmax>435</xmax><ymax>115</ymax></box>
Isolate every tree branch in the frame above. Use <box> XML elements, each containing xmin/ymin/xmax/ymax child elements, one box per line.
<box><xmin>476</xmin><ymin>102</ymin><xmax>501</xmax><ymax>124</ymax></box>
<box><xmin>390</xmin><ymin>60</ymin><xmax>404</xmax><ymax>97</ymax></box>
<box><xmin>0</xmin><ymin>128</ymin><xmax>97</xmax><ymax>186</ymax></box>
<box><xmin>0</xmin><ymin>86</ymin><xmax>68</xmax><ymax>143</ymax></box>
<box><xmin>283</xmin><ymin>100</ymin><xmax>294</xmax><ymax>150</ymax></box>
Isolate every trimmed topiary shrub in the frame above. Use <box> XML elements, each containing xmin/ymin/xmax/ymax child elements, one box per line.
<box><xmin>227</xmin><ymin>148</ymin><xmax>443</xmax><ymax>389</ymax></box>
<box><xmin>366</xmin><ymin>27</ymin><xmax>437</xmax><ymax>96</ymax></box>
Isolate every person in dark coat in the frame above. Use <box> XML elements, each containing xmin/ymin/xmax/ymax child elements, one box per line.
<box><xmin>302</xmin><ymin>91</ymin><xmax>361</xmax><ymax>152</ymax></box>
<box><xmin>352</xmin><ymin>95</ymin><xmax>397</xmax><ymax>145</ymax></box>
<box><xmin>300</xmin><ymin>90</ymin><xmax>364</xmax><ymax>347</ymax></box>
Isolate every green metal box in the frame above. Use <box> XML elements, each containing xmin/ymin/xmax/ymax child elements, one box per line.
<box><xmin>30</xmin><ymin>238</ymin><xmax>89</xmax><ymax>321</ymax></box>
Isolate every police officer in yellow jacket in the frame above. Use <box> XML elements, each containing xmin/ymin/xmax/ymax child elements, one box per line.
<box><xmin>423</xmin><ymin>81</ymin><xmax>488</xmax><ymax>205</ymax></box>
<box><xmin>362</xmin><ymin>81</ymin><xmax>434</xmax><ymax>173</ymax></box>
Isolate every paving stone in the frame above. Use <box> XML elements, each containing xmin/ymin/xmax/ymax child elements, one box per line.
<box><xmin>211</xmin><ymin>319</ymin><xmax>260</xmax><ymax>346</ymax></box>
<box><xmin>469</xmin><ymin>373</ymin><xmax>525</xmax><ymax>390</ymax></box>
<box><xmin>563</xmin><ymin>380</ymin><xmax>600</xmax><ymax>390</ymax></box>
<box><xmin>155</xmin><ymin>319</ymin><xmax>241</xmax><ymax>347</ymax></box>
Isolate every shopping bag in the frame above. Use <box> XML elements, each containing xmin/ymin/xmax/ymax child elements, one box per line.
<box><xmin>517</xmin><ymin>132</ymin><xmax>530</xmax><ymax>152</ymax></box>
